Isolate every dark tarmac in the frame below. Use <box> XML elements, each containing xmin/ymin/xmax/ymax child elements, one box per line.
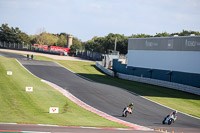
<box><xmin>0</xmin><ymin>124</ymin><xmax>156</xmax><ymax>133</ymax></box>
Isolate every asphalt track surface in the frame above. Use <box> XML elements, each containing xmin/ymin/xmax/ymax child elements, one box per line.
<box><xmin>0</xmin><ymin>124</ymin><xmax>155</xmax><ymax>133</ymax></box>
<box><xmin>1</xmin><ymin>51</ymin><xmax>200</xmax><ymax>133</ymax></box>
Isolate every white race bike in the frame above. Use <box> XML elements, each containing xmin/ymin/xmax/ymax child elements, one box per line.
<box><xmin>162</xmin><ymin>114</ymin><xmax>177</xmax><ymax>125</ymax></box>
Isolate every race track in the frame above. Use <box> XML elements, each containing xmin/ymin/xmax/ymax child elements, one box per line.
<box><xmin>1</xmin><ymin>51</ymin><xmax>200</xmax><ymax>133</ymax></box>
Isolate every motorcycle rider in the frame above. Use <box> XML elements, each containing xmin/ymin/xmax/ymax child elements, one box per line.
<box><xmin>169</xmin><ymin>110</ymin><xmax>178</xmax><ymax>120</ymax></box>
<box><xmin>128</xmin><ymin>103</ymin><xmax>134</xmax><ymax>112</ymax></box>
<box><xmin>123</xmin><ymin>103</ymin><xmax>134</xmax><ymax>114</ymax></box>
<box><xmin>163</xmin><ymin>110</ymin><xmax>178</xmax><ymax>125</ymax></box>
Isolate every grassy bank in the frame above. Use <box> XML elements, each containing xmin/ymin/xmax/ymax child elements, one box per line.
<box><xmin>0</xmin><ymin>56</ymin><xmax>126</xmax><ymax>128</ymax></box>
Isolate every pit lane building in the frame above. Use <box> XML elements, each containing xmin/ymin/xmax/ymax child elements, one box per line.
<box><xmin>113</xmin><ymin>35</ymin><xmax>200</xmax><ymax>87</ymax></box>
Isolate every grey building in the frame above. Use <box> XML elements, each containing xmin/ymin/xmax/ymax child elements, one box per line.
<box><xmin>113</xmin><ymin>35</ymin><xmax>200</xmax><ymax>87</ymax></box>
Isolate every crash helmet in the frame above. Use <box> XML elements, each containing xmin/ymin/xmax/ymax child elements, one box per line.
<box><xmin>173</xmin><ymin>110</ymin><xmax>178</xmax><ymax>114</ymax></box>
<box><xmin>130</xmin><ymin>103</ymin><xmax>134</xmax><ymax>106</ymax></box>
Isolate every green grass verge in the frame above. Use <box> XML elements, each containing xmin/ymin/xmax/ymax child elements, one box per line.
<box><xmin>34</xmin><ymin>55</ymin><xmax>200</xmax><ymax>118</ymax></box>
<box><xmin>0</xmin><ymin>56</ymin><xmax>127</xmax><ymax>128</ymax></box>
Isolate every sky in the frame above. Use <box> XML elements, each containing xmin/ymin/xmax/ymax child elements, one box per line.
<box><xmin>0</xmin><ymin>0</ymin><xmax>200</xmax><ymax>41</ymax></box>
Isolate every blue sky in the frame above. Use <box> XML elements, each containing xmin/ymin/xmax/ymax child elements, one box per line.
<box><xmin>0</xmin><ymin>0</ymin><xmax>200</xmax><ymax>41</ymax></box>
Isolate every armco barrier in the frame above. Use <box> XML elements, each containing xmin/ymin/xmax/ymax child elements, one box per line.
<box><xmin>118</xmin><ymin>73</ymin><xmax>200</xmax><ymax>96</ymax></box>
<box><xmin>96</xmin><ymin>61</ymin><xmax>114</xmax><ymax>77</ymax></box>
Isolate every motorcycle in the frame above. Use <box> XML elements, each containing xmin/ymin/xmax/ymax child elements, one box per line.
<box><xmin>122</xmin><ymin>107</ymin><xmax>132</xmax><ymax>117</ymax></box>
<box><xmin>162</xmin><ymin>114</ymin><xmax>177</xmax><ymax>125</ymax></box>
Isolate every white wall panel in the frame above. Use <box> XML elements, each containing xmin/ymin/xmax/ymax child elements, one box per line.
<box><xmin>127</xmin><ymin>50</ymin><xmax>200</xmax><ymax>74</ymax></box>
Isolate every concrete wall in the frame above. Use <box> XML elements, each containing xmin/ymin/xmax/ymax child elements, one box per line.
<box><xmin>96</xmin><ymin>61</ymin><xmax>114</xmax><ymax>77</ymax></box>
<box><xmin>113</xmin><ymin>59</ymin><xmax>200</xmax><ymax>88</ymax></box>
<box><xmin>118</xmin><ymin>72</ymin><xmax>200</xmax><ymax>96</ymax></box>
<box><xmin>98</xmin><ymin>59</ymin><xmax>200</xmax><ymax>95</ymax></box>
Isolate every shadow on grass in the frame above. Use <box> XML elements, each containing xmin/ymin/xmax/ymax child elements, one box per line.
<box><xmin>76</xmin><ymin>65</ymin><xmax>200</xmax><ymax>100</ymax></box>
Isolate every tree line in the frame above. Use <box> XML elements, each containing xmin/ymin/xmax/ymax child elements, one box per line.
<box><xmin>1</xmin><ymin>24</ymin><xmax>200</xmax><ymax>54</ymax></box>
<box><xmin>83</xmin><ymin>31</ymin><xmax>200</xmax><ymax>54</ymax></box>
<box><xmin>0</xmin><ymin>24</ymin><xmax>30</xmax><ymax>45</ymax></box>
<box><xmin>0</xmin><ymin>24</ymin><xmax>82</xmax><ymax>48</ymax></box>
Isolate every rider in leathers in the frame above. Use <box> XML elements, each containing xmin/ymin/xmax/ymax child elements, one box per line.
<box><xmin>128</xmin><ymin>103</ymin><xmax>134</xmax><ymax>112</ymax></box>
<box><xmin>169</xmin><ymin>111</ymin><xmax>178</xmax><ymax>120</ymax></box>
<box><xmin>123</xmin><ymin>103</ymin><xmax>134</xmax><ymax>114</ymax></box>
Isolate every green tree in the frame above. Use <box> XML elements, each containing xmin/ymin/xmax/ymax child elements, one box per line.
<box><xmin>154</xmin><ymin>32</ymin><xmax>169</xmax><ymax>37</ymax></box>
<box><xmin>129</xmin><ymin>34</ymin><xmax>152</xmax><ymax>38</ymax></box>
<box><xmin>84</xmin><ymin>33</ymin><xmax>128</xmax><ymax>54</ymax></box>
<box><xmin>30</xmin><ymin>35</ymin><xmax>37</xmax><ymax>44</ymax></box>
<box><xmin>0</xmin><ymin>24</ymin><xmax>14</xmax><ymax>43</ymax></box>
<box><xmin>70</xmin><ymin>37</ymin><xmax>82</xmax><ymax>54</ymax></box>
<box><xmin>116</xmin><ymin>35</ymin><xmax>128</xmax><ymax>54</ymax></box>
<box><xmin>15</xmin><ymin>27</ymin><xmax>30</xmax><ymax>45</ymax></box>
<box><xmin>57</xmin><ymin>35</ymin><xmax>67</xmax><ymax>47</ymax></box>
<box><xmin>33</xmin><ymin>32</ymin><xmax>58</xmax><ymax>46</ymax></box>
<box><xmin>73</xmin><ymin>37</ymin><xmax>82</xmax><ymax>46</ymax></box>
<box><xmin>0</xmin><ymin>24</ymin><xmax>30</xmax><ymax>45</ymax></box>
<box><xmin>176</xmin><ymin>30</ymin><xmax>200</xmax><ymax>36</ymax></box>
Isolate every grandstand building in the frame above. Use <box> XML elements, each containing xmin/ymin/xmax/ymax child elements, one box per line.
<box><xmin>113</xmin><ymin>35</ymin><xmax>200</xmax><ymax>87</ymax></box>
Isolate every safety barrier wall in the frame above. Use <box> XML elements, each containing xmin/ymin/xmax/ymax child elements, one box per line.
<box><xmin>113</xmin><ymin>59</ymin><xmax>200</xmax><ymax>87</ymax></box>
<box><xmin>97</xmin><ymin>59</ymin><xmax>200</xmax><ymax>95</ymax></box>
<box><xmin>96</xmin><ymin>61</ymin><xmax>114</xmax><ymax>77</ymax></box>
<box><xmin>118</xmin><ymin>73</ymin><xmax>200</xmax><ymax>96</ymax></box>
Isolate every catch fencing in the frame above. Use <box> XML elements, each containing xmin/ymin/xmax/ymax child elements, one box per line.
<box><xmin>96</xmin><ymin>61</ymin><xmax>114</xmax><ymax>77</ymax></box>
<box><xmin>0</xmin><ymin>42</ymin><xmax>62</xmax><ymax>55</ymax></box>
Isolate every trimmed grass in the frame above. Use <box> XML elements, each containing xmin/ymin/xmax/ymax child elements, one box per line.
<box><xmin>0</xmin><ymin>56</ymin><xmax>127</xmax><ymax>128</ymax></box>
<box><xmin>33</xmin><ymin>54</ymin><xmax>55</xmax><ymax>62</ymax></box>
